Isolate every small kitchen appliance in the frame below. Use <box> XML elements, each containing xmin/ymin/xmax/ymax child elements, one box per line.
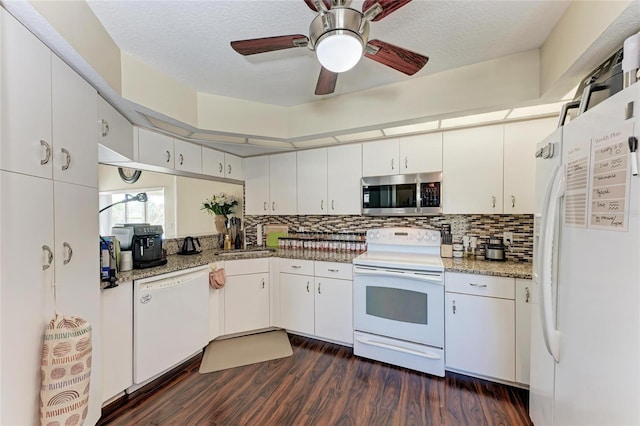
<box><xmin>178</xmin><ymin>236</ymin><xmax>201</xmax><ymax>255</ymax></box>
<box><xmin>112</xmin><ymin>223</ymin><xmax>167</xmax><ymax>269</ymax></box>
<box><xmin>485</xmin><ymin>237</ymin><xmax>506</xmax><ymax>261</ymax></box>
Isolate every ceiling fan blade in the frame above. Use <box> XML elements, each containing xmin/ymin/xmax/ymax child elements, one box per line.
<box><xmin>364</xmin><ymin>39</ymin><xmax>428</xmax><ymax>76</ymax></box>
<box><xmin>303</xmin><ymin>0</ymin><xmax>331</xmax><ymax>12</ymax></box>
<box><xmin>362</xmin><ymin>0</ymin><xmax>412</xmax><ymax>21</ymax></box>
<box><xmin>315</xmin><ymin>67</ymin><xmax>338</xmax><ymax>95</ymax></box>
<box><xmin>230</xmin><ymin>34</ymin><xmax>309</xmax><ymax>55</ymax></box>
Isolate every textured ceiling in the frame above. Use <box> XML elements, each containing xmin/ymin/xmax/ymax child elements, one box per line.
<box><xmin>86</xmin><ymin>0</ymin><xmax>571</xmax><ymax>107</ymax></box>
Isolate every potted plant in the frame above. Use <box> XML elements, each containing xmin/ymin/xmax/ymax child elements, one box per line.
<box><xmin>201</xmin><ymin>193</ymin><xmax>238</xmax><ymax>233</ymax></box>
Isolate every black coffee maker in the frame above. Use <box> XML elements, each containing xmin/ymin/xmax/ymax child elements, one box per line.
<box><xmin>112</xmin><ymin>223</ymin><xmax>167</xmax><ymax>269</ymax></box>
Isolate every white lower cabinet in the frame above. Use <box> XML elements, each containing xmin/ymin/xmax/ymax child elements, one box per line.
<box><xmin>445</xmin><ymin>272</ymin><xmax>516</xmax><ymax>382</ymax></box>
<box><xmin>279</xmin><ymin>259</ymin><xmax>353</xmax><ymax>345</ymax></box>
<box><xmin>101</xmin><ymin>281</ymin><xmax>133</xmax><ymax>403</ymax></box>
<box><xmin>515</xmin><ymin>278</ymin><xmax>532</xmax><ymax>385</ymax></box>
<box><xmin>223</xmin><ymin>259</ymin><xmax>270</xmax><ymax>335</ymax></box>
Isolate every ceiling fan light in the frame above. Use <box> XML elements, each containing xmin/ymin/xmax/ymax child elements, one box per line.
<box><xmin>316</xmin><ymin>31</ymin><xmax>363</xmax><ymax>73</ymax></box>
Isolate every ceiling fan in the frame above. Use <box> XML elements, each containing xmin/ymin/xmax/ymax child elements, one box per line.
<box><xmin>230</xmin><ymin>0</ymin><xmax>429</xmax><ymax>96</ymax></box>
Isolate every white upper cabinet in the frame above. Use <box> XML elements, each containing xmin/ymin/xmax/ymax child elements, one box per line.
<box><xmin>503</xmin><ymin>118</ymin><xmax>557</xmax><ymax>214</ymax></box>
<box><xmin>138</xmin><ymin>128</ymin><xmax>175</xmax><ymax>168</ymax></box>
<box><xmin>98</xmin><ymin>96</ymin><xmax>135</xmax><ymax>163</ymax></box>
<box><xmin>0</xmin><ymin>10</ymin><xmax>52</xmax><ymax>179</ymax></box>
<box><xmin>202</xmin><ymin>147</ymin><xmax>243</xmax><ymax>180</ymax></box>
<box><xmin>245</xmin><ymin>156</ymin><xmax>270</xmax><ymax>215</ymax></box>
<box><xmin>327</xmin><ymin>144</ymin><xmax>362</xmax><ymax>214</ymax></box>
<box><xmin>51</xmin><ymin>56</ymin><xmax>98</xmax><ymax>188</ymax></box>
<box><xmin>174</xmin><ymin>139</ymin><xmax>202</xmax><ymax>174</ymax></box>
<box><xmin>297</xmin><ymin>148</ymin><xmax>328</xmax><ymax>215</ymax></box>
<box><xmin>362</xmin><ymin>139</ymin><xmax>399</xmax><ymax>176</ymax></box>
<box><xmin>443</xmin><ymin>125</ymin><xmax>504</xmax><ymax>214</ymax></box>
<box><xmin>399</xmin><ymin>133</ymin><xmax>443</xmax><ymax>174</ymax></box>
<box><xmin>224</xmin><ymin>153</ymin><xmax>244</xmax><ymax>180</ymax></box>
<box><xmin>269</xmin><ymin>152</ymin><xmax>297</xmax><ymax>215</ymax></box>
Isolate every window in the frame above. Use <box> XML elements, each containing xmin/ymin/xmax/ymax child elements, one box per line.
<box><xmin>99</xmin><ymin>188</ymin><xmax>165</xmax><ymax>236</ymax></box>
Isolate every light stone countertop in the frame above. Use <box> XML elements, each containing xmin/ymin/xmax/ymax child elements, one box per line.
<box><xmin>108</xmin><ymin>248</ymin><xmax>532</xmax><ymax>286</ymax></box>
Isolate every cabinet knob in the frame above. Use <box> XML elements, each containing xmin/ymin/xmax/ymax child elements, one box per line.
<box><xmin>492</xmin><ymin>195</ymin><xmax>496</xmax><ymax>208</ymax></box>
<box><xmin>166</xmin><ymin>150</ymin><xmax>171</xmax><ymax>163</ymax></box>
<box><xmin>331</xmin><ymin>200</ymin><xmax>335</xmax><ymax>210</ymax></box>
<box><xmin>272</xmin><ymin>202</ymin><xmax>276</xmax><ymax>211</ymax></box>
<box><xmin>40</xmin><ymin>140</ymin><xmax>51</xmax><ymax>165</ymax></box>
<box><xmin>100</xmin><ymin>119</ymin><xmax>110</xmax><ymax>137</ymax></box>
<box><xmin>261</xmin><ymin>279</ymin><xmax>265</xmax><ymax>289</ymax></box>
<box><xmin>228</xmin><ymin>164</ymin><xmax>232</xmax><ymax>175</ymax></box>
<box><xmin>179</xmin><ymin>153</ymin><xmax>184</xmax><ymax>165</ymax></box>
<box><xmin>321</xmin><ymin>200</ymin><xmax>324</xmax><ymax>210</ymax></box>
<box><xmin>219</xmin><ymin>162</ymin><xmax>223</xmax><ymax>173</ymax></box>
<box><xmin>263</xmin><ymin>201</ymin><xmax>267</xmax><ymax>211</ymax></box>
<box><xmin>42</xmin><ymin>245</ymin><xmax>53</xmax><ymax>270</ymax></box>
<box><xmin>404</xmin><ymin>156</ymin><xmax>408</xmax><ymax>169</ymax></box>
<box><xmin>512</xmin><ymin>194</ymin><xmax>516</xmax><ymax>208</ymax></box>
<box><xmin>306</xmin><ymin>281</ymin><xmax>310</xmax><ymax>292</ymax></box>
<box><xmin>62</xmin><ymin>242</ymin><xmax>73</xmax><ymax>265</ymax></box>
<box><xmin>391</xmin><ymin>158</ymin><xmax>395</xmax><ymax>170</ymax></box>
<box><xmin>469</xmin><ymin>283</ymin><xmax>487</xmax><ymax>288</ymax></box>
<box><xmin>317</xmin><ymin>282</ymin><xmax>321</xmax><ymax>294</ymax></box>
<box><xmin>525</xmin><ymin>286</ymin><xmax>530</xmax><ymax>303</ymax></box>
<box><xmin>61</xmin><ymin>148</ymin><xmax>71</xmax><ymax>171</ymax></box>
<box><xmin>452</xmin><ymin>300</ymin><xmax>456</xmax><ymax>314</ymax></box>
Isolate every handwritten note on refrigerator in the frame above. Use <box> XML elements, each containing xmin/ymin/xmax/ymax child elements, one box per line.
<box><xmin>565</xmin><ymin>145</ymin><xmax>590</xmax><ymax>228</ymax></box>
<box><xmin>589</xmin><ymin>125</ymin><xmax>632</xmax><ymax>231</ymax></box>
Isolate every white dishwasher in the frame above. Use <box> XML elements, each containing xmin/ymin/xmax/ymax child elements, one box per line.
<box><xmin>132</xmin><ymin>266</ymin><xmax>209</xmax><ymax>386</ymax></box>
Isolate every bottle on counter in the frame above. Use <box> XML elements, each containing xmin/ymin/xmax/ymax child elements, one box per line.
<box><xmin>224</xmin><ymin>234</ymin><xmax>231</xmax><ymax>250</ymax></box>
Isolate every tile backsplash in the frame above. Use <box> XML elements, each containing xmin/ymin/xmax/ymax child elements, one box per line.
<box><xmin>243</xmin><ymin>214</ymin><xmax>534</xmax><ymax>262</ymax></box>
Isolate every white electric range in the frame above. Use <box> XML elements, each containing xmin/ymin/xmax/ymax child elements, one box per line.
<box><xmin>352</xmin><ymin>227</ymin><xmax>445</xmax><ymax>376</ymax></box>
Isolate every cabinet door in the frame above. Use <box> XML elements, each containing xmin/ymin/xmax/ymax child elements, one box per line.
<box><xmin>297</xmin><ymin>148</ymin><xmax>328</xmax><ymax>215</ymax></box>
<box><xmin>0</xmin><ymin>172</ymin><xmax>55</xmax><ymax>425</ymax></box>
<box><xmin>327</xmin><ymin>144</ymin><xmax>362</xmax><ymax>215</ymax></box>
<box><xmin>52</xmin><ymin>56</ymin><xmax>98</xmax><ymax>187</ymax></box>
<box><xmin>174</xmin><ymin>139</ymin><xmax>202</xmax><ymax>174</ymax></box>
<box><xmin>98</xmin><ymin>96</ymin><xmax>134</xmax><ymax>163</ymax></box>
<box><xmin>443</xmin><ymin>125</ymin><xmax>503</xmax><ymax>213</ymax></box>
<box><xmin>138</xmin><ymin>128</ymin><xmax>175</xmax><ymax>168</ymax></box>
<box><xmin>101</xmin><ymin>281</ymin><xmax>133</xmax><ymax>403</ymax></box>
<box><xmin>269</xmin><ymin>152</ymin><xmax>297</xmax><ymax>215</ymax></box>
<box><xmin>202</xmin><ymin>146</ymin><xmax>225</xmax><ymax>177</ymax></box>
<box><xmin>225</xmin><ymin>153</ymin><xmax>244</xmax><ymax>180</ymax></box>
<box><xmin>504</xmin><ymin>118</ymin><xmax>557</xmax><ymax>214</ymax></box>
<box><xmin>445</xmin><ymin>292</ymin><xmax>515</xmax><ymax>381</ymax></box>
<box><xmin>0</xmin><ymin>10</ymin><xmax>53</xmax><ymax>179</ymax></box>
<box><xmin>224</xmin><ymin>273</ymin><xmax>269</xmax><ymax>335</ymax></box>
<box><xmin>399</xmin><ymin>133</ymin><xmax>443</xmax><ymax>174</ymax></box>
<box><xmin>314</xmin><ymin>278</ymin><xmax>353</xmax><ymax>344</ymax></box>
<box><xmin>209</xmin><ymin>286</ymin><xmax>225</xmax><ymax>340</ymax></box>
<box><xmin>244</xmin><ymin>156</ymin><xmax>270</xmax><ymax>215</ymax></box>
<box><xmin>362</xmin><ymin>139</ymin><xmax>399</xmax><ymax>176</ymax></box>
<box><xmin>53</xmin><ymin>181</ymin><xmax>102</xmax><ymax>424</ymax></box>
<box><xmin>279</xmin><ymin>273</ymin><xmax>314</xmax><ymax>335</ymax></box>
<box><xmin>515</xmin><ymin>278</ymin><xmax>532</xmax><ymax>385</ymax></box>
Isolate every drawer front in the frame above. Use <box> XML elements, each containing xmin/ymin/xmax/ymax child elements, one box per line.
<box><xmin>279</xmin><ymin>258</ymin><xmax>314</xmax><ymax>275</ymax></box>
<box><xmin>314</xmin><ymin>261</ymin><xmax>353</xmax><ymax>280</ymax></box>
<box><xmin>445</xmin><ymin>272</ymin><xmax>515</xmax><ymax>299</ymax></box>
<box><xmin>224</xmin><ymin>258</ymin><xmax>269</xmax><ymax>276</ymax></box>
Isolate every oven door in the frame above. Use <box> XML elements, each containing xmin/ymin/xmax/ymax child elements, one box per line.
<box><xmin>353</xmin><ymin>265</ymin><xmax>444</xmax><ymax>348</ymax></box>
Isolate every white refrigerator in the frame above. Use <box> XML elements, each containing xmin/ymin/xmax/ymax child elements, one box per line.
<box><xmin>530</xmin><ymin>82</ymin><xmax>640</xmax><ymax>425</ymax></box>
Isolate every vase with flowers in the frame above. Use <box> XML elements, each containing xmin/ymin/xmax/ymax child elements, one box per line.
<box><xmin>201</xmin><ymin>192</ymin><xmax>238</xmax><ymax>233</ymax></box>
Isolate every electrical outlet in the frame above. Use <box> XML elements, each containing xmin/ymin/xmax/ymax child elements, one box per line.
<box><xmin>503</xmin><ymin>232</ymin><xmax>513</xmax><ymax>245</ymax></box>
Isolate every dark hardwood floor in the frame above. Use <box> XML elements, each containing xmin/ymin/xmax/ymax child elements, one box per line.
<box><xmin>99</xmin><ymin>334</ymin><xmax>532</xmax><ymax>425</ymax></box>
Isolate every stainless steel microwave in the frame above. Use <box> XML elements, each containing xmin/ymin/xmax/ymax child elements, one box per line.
<box><xmin>361</xmin><ymin>172</ymin><xmax>442</xmax><ymax>216</ymax></box>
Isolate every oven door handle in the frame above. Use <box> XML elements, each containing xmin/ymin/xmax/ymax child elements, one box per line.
<box><xmin>355</xmin><ymin>336</ymin><xmax>442</xmax><ymax>360</ymax></box>
<box><xmin>353</xmin><ymin>267</ymin><xmax>443</xmax><ymax>284</ymax></box>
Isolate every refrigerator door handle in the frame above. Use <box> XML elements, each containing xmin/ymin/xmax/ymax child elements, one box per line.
<box><xmin>540</xmin><ymin>164</ymin><xmax>565</xmax><ymax>363</ymax></box>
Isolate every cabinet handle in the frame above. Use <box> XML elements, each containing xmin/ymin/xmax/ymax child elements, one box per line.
<box><xmin>263</xmin><ymin>201</ymin><xmax>267</xmax><ymax>211</ymax></box>
<box><xmin>291</xmin><ymin>265</ymin><xmax>302</xmax><ymax>269</ymax></box>
<box><xmin>452</xmin><ymin>300</ymin><xmax>456</xmax><ymax>314</ymax></box>
<box><xmin>391</xmin><ymin>158</ymin><xmax>394</xmax><ymax>170</ymax></box>
<box><xmin>272</xmin><ymin>202</ymin><xmax>276</xmax><ymax>211</ymax></box>
<box><xmin>40</xmin><ymin>140</ymin><xmax>51</xmax><ymax>165</ymax></box>
<box><xmin>321</xmin><ymin>200</ymin><xmax>324</xmax><ymax>210</ymax></box>
<box><xmin>261</xmin><ymin>279</ymin><xmax>265</xmax><ymax>289</ymax></box>
<box><xmin>492</xmin><ymin>195</ymin><xmax>496</xmax><ymax>208</ymax></box>
<box><xmin>328</xmin><ymin>268</ymin><xmax>339</xmax><ymax>272</ymax></box>
<box><xmin>306</xmin><ymin>281</ymin><xmax>310</xmax><ymax>292</ymax></box>
<box><xmin>62</xmin><ymin>242</ymin><xmax>73</xmax><ymax>265</ymax></box>
<box><xmin>404</xmin><ymin>156</ymin><xmax>408</xmax><ymax>169</ymax></box>
<box><xmin>331</xmin><ymin>200</ymin><xmax>335</xmax><ymax>210</ymax></box>
<box><xmin>42</xmin><ymin>245</ymin><xmax>53</xmax><ymax>270</ymax></box>
<box><xmin>512</xmin><ymin>194</ymin><xmax>516</xmax><ymax>208</ymax></box>
<box><xmin>469</xmin><ymin>283</ymin><xmax>487</xmax><ymax>288</ymax></box>
<box><xmin>179</xmin><ymin>153</ymin><xmax>184</xmax><ymax>165</ymax></box>
<box><xmin>61</xmin><ymin>148</ymin><xmax>71</xmax><ymax>171</ymax></box>
<box><xmin>525</xmin><ymin>286</ymin><xmax>530</xmax><ymax>303</ymax></box>
<box><xmin>166</xmin><ymin>150</ymin><xmax>171</xmax><ymax>163</ymax></box>
<box><xmin>100</xmin><ymin>119</ymin><xmax>110</xmax><ymax>137</ymax></box>
<box><xmin>317</xmin><ymin>282</ymin><xmax>321</xmax><ymax>294</ymax></box>
<box><xmin>219</xmin><ymin>162</ymin><xmax>223</xmax><ymax>173</ymax></box>
<box><xmin>228</xmin><ymin>164</ymin><xmax>232</xmax><ymax>175</ymax></box>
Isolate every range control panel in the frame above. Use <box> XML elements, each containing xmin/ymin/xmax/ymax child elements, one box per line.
<box><xmin>366</xmin><ymin>227</ymin><xmax>441</xmax><ymax>246</ymax></box>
